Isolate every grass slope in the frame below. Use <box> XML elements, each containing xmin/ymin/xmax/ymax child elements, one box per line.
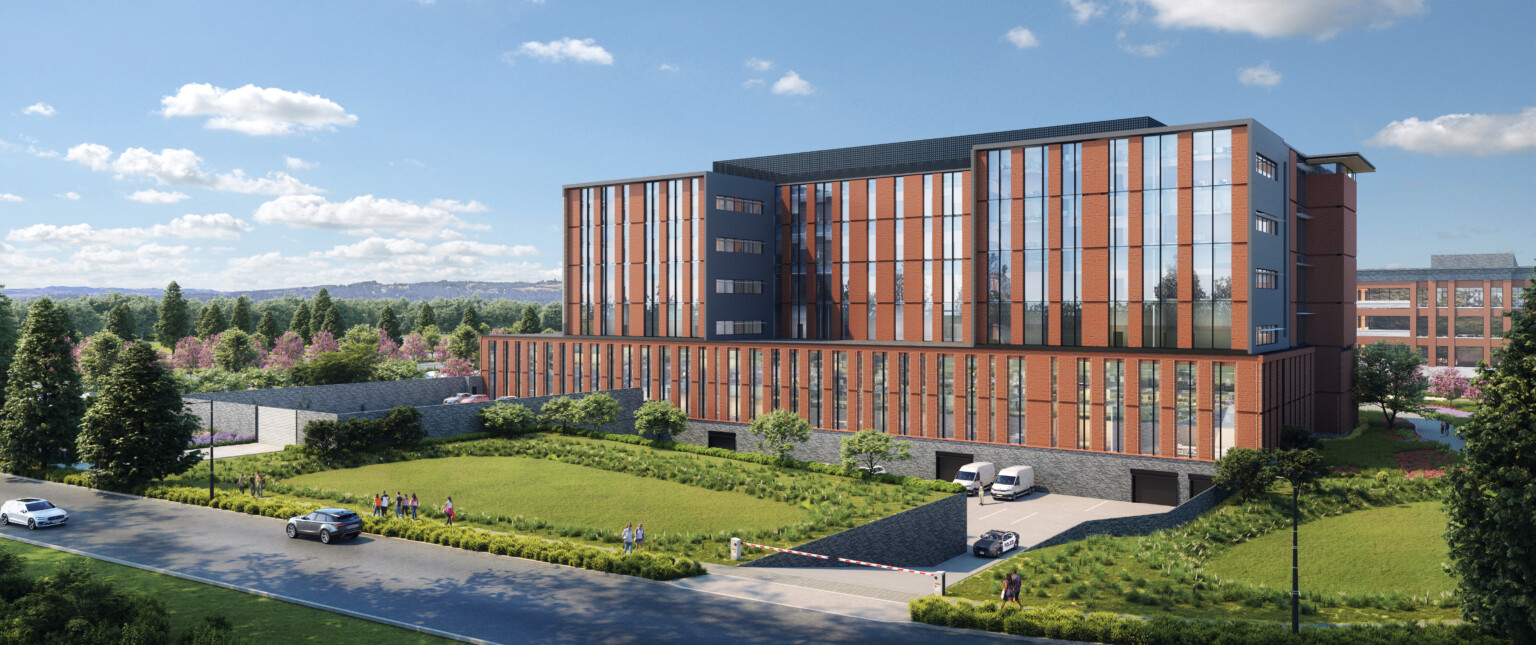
<box><xmin>283</xmin><ymin>455</ymin><xmax>805</xmax><ymax>533</ymax></box>
<box><xmin>1205</xmin><ymin>502</ymin><xmax>1452</xmax><ymax>596</ymax></box>
<box><xmin>1321</xmin><ymin>410</ymin><xmax>1456</xmax><ymax>471</ymax></box>
<box><xmin>1</xmin><ymin>540</ymin><xmax>452</xmax><ymax>644</ymax></box>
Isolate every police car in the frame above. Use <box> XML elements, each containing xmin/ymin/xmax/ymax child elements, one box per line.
<box><xmin>972</xmin><ymin>529</ymin><xmax>1019</xmax><ymax>557</ymax></box>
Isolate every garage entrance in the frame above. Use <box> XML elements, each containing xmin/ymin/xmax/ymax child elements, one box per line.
<box><xmin>1189</xmin><ymin>474</ymin><xmax>1213</xmax><ymax>499</ymax></box>
<box><xmin>707</xmin><ymin>431</ymin><xmax>737</xmax><ymax>451</ymax></box>
<box><xmin>935</xmin><ymin>451</ymin><xmax>974</xmax><ymax>482</ymax></box>
<box><xmin>1131</xmin><ymin>469</ymin><xmax>1179</xmax><ymax>507</ymax></box>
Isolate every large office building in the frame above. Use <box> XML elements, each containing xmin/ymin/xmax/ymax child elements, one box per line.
<box><xmin>479</xmin><ymin>116</ymin><xmax>1371</xmax><ymax>504</ymax></box>
<box><xmin>1356</xmin><ymin>253</ymin><xmax>1529</xmax><ymax>368</ymax></box>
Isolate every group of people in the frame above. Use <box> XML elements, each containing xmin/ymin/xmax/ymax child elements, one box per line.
<box><xmin>620</xmin><ymin>522</ymin><xmax>646</xmax><ymax>554</ymax></box>
<box><xmin>372</xmin><ymin>491</ymin><xmax>421</xmax><ymax>520</ymax></box>
<box><xmin>234</xmin><ymin>473</ymin><xmax>264</xmax><ymax>498</ymax></box>
<box><xmin>999</xmin><ymin>568</ymin><xmax>1023</xmax><ymax>609</ymax></box>
<box><xmin>1439</xmin><ymin>420</ymin><xmax>1453</xmax><ymax>437</ymax></box>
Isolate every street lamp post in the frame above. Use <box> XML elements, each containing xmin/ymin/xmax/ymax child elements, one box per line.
<box><xmin>1290</xmin><ymin>481</ymin><xmax>1299</xmax><ymax>635</ymax></box>
<box><xmin>208</xmin><ymin>400</ymin><xmax>215</xmax><ymax>501</ymax></box>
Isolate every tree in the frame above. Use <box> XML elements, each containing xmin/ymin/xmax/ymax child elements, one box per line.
<box><xmin>512</xmin><ymin>304</ymin><xmax>540</xmax><ymax>334</ymax></box>
<box><xmin>229</xmin><ymin>295</ymin><xmax>254</xmax><ymax>333</ymax></box>
<box><xmin>256</xmin><ymin>311</ymin><xmax>279</xmax><ymax>346</ymax></box>
<box><xmin>747</xmin><ymin>409</ymin><xmax>812</xmax><ymax>463</ymax></box>
<box><xmin>540</xmin><ymin>302</ymin><xmax>561</xmax><ymax>332</ymax></box>
<box><xmin>311</xmin><ymin>288</ymin><xmax>334</xmax><ymax>329</ymax></box>
<box><xmin>378</xmin><ymin>305</ymin><xmax>401</xmax><ymax>343</ymax></box>
<box><xmin>839</xmin><ymin>428</ymin><xmax>914</xmax><ymax>472</ymax></box>
<box><xmin>195</xmin><ymin>302</ymin><xmax>227</xmax><ymax>338</ymax></box>
<box><xmin>77</xmin><ymin>331</ymin><xmax>125</xmax><ymax>392</ymax></box>
<box><xmin>539</xmin><ymin>396</ymin><xmax>578</xmax><ymax>429</ymax></box>
<box><xmin>0</xmin><ymin>560</ymin><xmax>174</xmax><ymax>643</ymax></box>
<box><xmin>632</xmin><ymin>400</ymin><xmax>686</xmax><ymax>441</ymax></box>
<box><xmin>0</xmin><ymin>298</ymin><xmax>87</xmax><ymax>470</ymax></box>
<box><xmin>575</xmin><ymin>393</ymin><xmax>621</xmax><ymax>434</ymax></box>
<box><xmin>212</xmin><ymin>329</ymin><xmax>257</xmax><ymax>371</ymax></box>
<box><xmin>1213</xmin><ymin>447</ymin><xmax>1272</xmax><ymax>501</ymax></box>
<box><xmin>1270</xmin><ymin>448</ymin><xmax>1325</xmax><ymax>635</ymax></box>
<box><xmin>460</xmin><ymin>305</ymin><xmax>480</xmax><ymax>330</ymax></box>
<box><xmin>318</xmin><ymin>306</ymin><xmax>343</xmax><ymax>338</ymax></box>
<box><xmin>104</xmin><ymin>302</ymin><xmax>136</xmax><ymax>340</ymax></box>
<box><xmin>478</xmin><ymin>402</ymin><xmax>536</xmax><ymax>436</ymax></box>
<box><xmin>291</xmin><ymin>340</ymin><xmax>376</xmax><ymax>386</ymax></box>
<box><xmin>380</xmin><ymin>406</ymin><xmax>426</xmax><ymax>447</ymax></box>
<box><xmin>447</xmin><ymin>324</ymin><xmax>480</xmax><ymax>361</ymax></box>
<box><xmin>289</xmin><ymin>301</ymin><xmax>312</xmax><ymax>344</ymax></box>
<box><xmin>0</xmin><ymin>288</ymin><xmax>16</xmax><ymax>408</ymax></box>
<box><xmin>1447</xmin><ymin>266</ymin><xmax>1536</xmax><ymax>641</ymax></box>
<box><xmin>1353</xmin><ymin>341</ymin><xmax>1428</xmax><ymax>430</ymax></box>
<box><xmin>415</xmin><ymin>303</ymin><xmax>436</xmax><ymax>331</ymax></box>
<box><xmin>154</xmin><ymin>281</ymin><xmax>191</xmax><ymax>342</ymax></box>
<box><xmin>76</xmin><ymin>342</ymin><xmax>203</xmax><ymax>490</ymax></box>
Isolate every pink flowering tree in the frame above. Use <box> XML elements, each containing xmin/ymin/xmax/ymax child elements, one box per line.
<box><xmin>398</xmin><ymin>333</ymin><xmax>430</xmax><ymax>360</ymax></box>
<box><xmin>1428</xmin><ymin>368</ymin><xmax>1472</xmax><ymax>400</ymax></box>
<box><xmin>263</xmin><ymin>331</ymin><xmax>306</xmax><ymax>371</ymax></box>
<box><xmin>169</xmin><ymin>335</ymin><xmax>215</xmax><ymax>370</ymax></box>
<box><xmin>440</xmin><ymin>356</ymin><xmax>478</xmax><ymax>377</ymax></box>
<box><xmin>432</xmin><ymin>335</ymin><xmax>455</xmax><ymax>362</ymax></box>
<box><xmin>305</xmin><ymin>331</ymin><xmax>338</xmax><ymax>360</ymax></box>
<box><xmin>377</xmin><ymin>328</ymin><xmax>402</xmax><ymax>359</ymax></box>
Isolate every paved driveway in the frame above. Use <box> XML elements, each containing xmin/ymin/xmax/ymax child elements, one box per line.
<box><xmin>0</xmin><ymin>476</ymin><xmax>1037</xmax><ymax>645</ymax></box>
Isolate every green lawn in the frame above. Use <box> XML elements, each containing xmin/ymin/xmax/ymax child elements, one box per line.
<box><xmin>284</xmin><ymin>455</ymin><xmax>806</xmax><ymax>534</ymax></box>
<box><xmin>1</xmin><ymin>539</ymin><xmax>452</xmax><ymax>644</ymax></box>
<box><xmin>1320</xmin><ymin>410</ymin><xmax>1455</xmax><ymax>471</ymax></box>
<box><xmin>1204</xmin><ymin>502</ymin><xmax>1453</xmax><ymax>596</ymax></box>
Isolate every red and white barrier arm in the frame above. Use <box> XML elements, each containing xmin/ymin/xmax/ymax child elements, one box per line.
<box><xmin>738</xmin><ymin>541</ymin><xmax>935</xmax><ymax>577</ymax></box>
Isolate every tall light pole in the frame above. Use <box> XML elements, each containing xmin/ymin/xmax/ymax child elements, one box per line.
<box><xmin>1290</xmin><ymin>480</ymin><xmax>1299</xmax><ymax>634</ymax></box>
<box><xmin>208</xmin><ymin>399</ymin><xmax>215</xmax><ymax>501</ymax></box>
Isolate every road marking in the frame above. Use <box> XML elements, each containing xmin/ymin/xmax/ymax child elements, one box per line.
<box><xmin>978</xmin><ymin>509</ymin><xmax>1008</xmax><ymax>520</ymax></box>
<box><xmin>1010</xmin><ymin>512</ymin><xmax>1038</xmax><ymax>525</ymax></box>
<box><xmin>1082</xmin><ymin>500</ymin><xmax>1109</xmax><ymax>513</ymax></box>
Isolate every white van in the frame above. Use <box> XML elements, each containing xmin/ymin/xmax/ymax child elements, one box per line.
<box><xmin>990</xmin><ymin>465</ymin><xmax>1035</xmax><ymax>500</ymax></box>
<box><xmin>953</xmin><ymin>462</ymin><xmax>996</xmax><ymax>496</ymax></box>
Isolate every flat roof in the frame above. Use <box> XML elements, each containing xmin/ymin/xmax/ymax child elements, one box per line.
<box><xmin>1302</xmin><ymin>152</ymin><xmax>1376</xmax><ymax>174</ymax></box>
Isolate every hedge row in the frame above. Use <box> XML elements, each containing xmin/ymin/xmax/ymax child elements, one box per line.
<box><xmin>908</xmin><ymin>597</ymin><xmax>1506</xmax><ymax>645</ymax></box>
<box><xmin>131</xmin><ymin>484</ymin><xmax>706</xmax><ymax>581</ymax></box>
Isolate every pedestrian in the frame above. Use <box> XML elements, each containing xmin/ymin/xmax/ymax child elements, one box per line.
<box><xmin>236</xmin><ymin>473</ymin><xmax>248</xmax><ymax>497</ymax></box>
<box><xmin>372</xmin><ymin>492</ymin><xmax>381</xmax><ymax>517</ymax></box>
<box><xmin>622</xmin><ymin>522</ymin><xmax>634</xmax><ymax>554</ymax></box>
<box><xmin>410</xmin><ymin>493</ymin><xmax>419</xmax><ymax>520</ymax></box>
<box><xmin>1442</xmin><ymin>420</ymin><xmax>1450</xmax><ymax>437</ymax></box>
<box><xmin>445</xmin><ymin>496</ymin><xmax>455</xmax><ymax>526</ymax></box>
<box><xmin>253</xmin><ymin>473</ymin><xmax>263</xmax><ymax>498</ymax></box>
<box><xmin>635</xmin><ymin>523</ymin><xmax>645</xmax><ymax>551</ymax></box>
<box><xmin>1000</xmin><ymin>569</ymin><xmax>1024</xmax><ymax>609</ymax></box>
<box><xmin>395</xmin><ymin>491</ymin><xmax>405</xmax><ymax>519</ymax></box>
<box><xmin>382</xmin><ymin>491</ymin><xmax>392</xmax><ymax>519</ymax></box>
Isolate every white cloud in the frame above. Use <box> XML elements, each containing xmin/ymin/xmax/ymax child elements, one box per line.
<box><xmin>509</xmin><ymin>38</ymin><xmax>614</xmax><ymax>65</ymax></box>
<box><xmin>253</xmin><ymin>194</ymin><xmax>488</xmax><ymax>239</ymax></box>
<box><xmin>23</xmin><ymin>102</ymin><xmax>56</xmax><ymax>117</ymax></box>
<box><xmin>1368</xmin><ymin>107</ymin><xmax>1536</xmax><ymax>156</ymax></box>
<box><xmin>771</xmin><ymin>71</ymin><xmax>814</xmax><ymax>96</ymax></box>
<box><xmin>7</xmin><ymin>214</ymin><xmax>253</xmax><ymax>246</ymax></box>
<box><xmin>320</xmin><ymin>237</ymin><xmax>431</xmax><ymax>260</ymax></box>
<box><xmin>742</xmin><ymin>79</ymin><xmax>764</xmax><ymax>89</ymax></box>
<box><xmin>65</xmin><ymin>143</ymin><xmax>321</xmax><ymax>195</ymax></box>
<box><xmin>57</xmin><ymin>192</ymin><xmax>80</xmax><ymax>201</ymax></box>
<box><xmin>426</xmin><ymin>198</ymin><xmax>489</xmax><ymax>213</ymax></box>
<box><xmin>0</xmin><ymin>194</ymin><xmax>22</xmax><ymax>202</ymax></box>
<box><xmin>658</xmin><ymin>63</ymin><xmax>679</xmax><ymax>72</ymax></box>
<box><xmin>1065</xmin><ymin>0</ymin><xmax>1105</xmax><ymax>23</ymax></box>
<box><xmin>1137</xmin><ymin>0</ymin><xmax>1425</xmax><ymax>39</ymax></box>
<box><xmin>127</xmin><ymin>189</ymin><xmax>191</xmax><ymax>204</ymax></box>
<box><xmin>160</xmin><ymin>83</ymin><xmax>358</xmax><ymax>136</ymax></box>
<box><xmin>283</xmin><ymin>156</ymin><xmax>315</xmax><ymax>170</ymax></box>
<box><xmin>1117</xmin><ymin>30</ymin><xmax>1169</xmax><ymax>57</ymax></box>
<box><xmin>1005</xmin><ymin>27</ymin><xmax>1041</xmax><ymax>49</ymax></box>
<box><xmin>1238</xmin><ymin>61</ymin><xmax>1282</xmax><ymax>87</ymax></box>
<box><xmin>745</xmin><ymin>57</ymin><xmax>774</xmax><ymax>72</ymax></box>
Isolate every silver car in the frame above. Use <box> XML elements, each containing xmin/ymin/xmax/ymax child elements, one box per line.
<box><xmin>1</xmin><ymin>498</ymin><xmax>69</xmax><ymax>530</ymax></box>
<box><xmin>286</xmin><ymin>508</ymin><xmax>362</xmax><ymax>544</ymax></box>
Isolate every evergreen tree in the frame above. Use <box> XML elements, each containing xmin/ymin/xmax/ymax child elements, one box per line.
<box><xmin>229</xmin><ymin>295</ymin><xmax>254</xmax><ymax>333</ymax></box>
<box><xmin>290</xmin><ymin>302</ymin><xmax>312</xmax><ymax>344</ymax></box>
<box><xmin>256</xmin><ymin>311</ymin><xmax>279</xmax><ymax>347</ymax></box>
<box><xmin>0</xmin><ymin>287</ymin><xmax>18</xmax><ymax>408</ymax></box>
<box><xmin>415</xmin><ymin>303</ymin><xmax>436</xmax><ymax>331</ymax></box>
<box><xmin>319</xmin><ymin>306</ymin><xmax>343</xmax><ymax>337</ymax></box>
<box><xmin>0</xmin><ymin>298</ymin><xmax>87</xmax><ymax>470</ymax></box>
<box><xmin>512</xmin><ymin>304</ymin><xmax>540</xmax><ymax>334</ymax></box>
<box><xmin>154</xmin><ymin>281</ymin><xmax>191</xmax><ymax>342</ymax></box>
<box><xmin>104</xmin><ymin>302</ymin><xmax>136</xmax><ymax>340</ymax></box>
<box><xmin>311</xmin><ymin>288</ymin><xmax>334</xmax><ymax>329</ymax></box>
<box><xmin>77</xmin><ymin>342</ymin><xmax>202</xmax><ymax>490</ymax></box>
<box><xmin>459</xmin><ymin>305</ymin><xmax>480</xmax><ymax>330</ymax></box>
<box><xmin>78</xmin><ymin>331</ymin><xmax>124</xmax><ymax>392</ymax></box>
<box><xmin>378</xmin><ymin>306</ymin><xmax>401</xmax><ymax>343</ymax></box>
<box><xmin>1447</xmin><ymin>268</ymin><xmax>1536</xmax><ymax>640</ymax></box>
<box><xmin>195</xmin><ymin>302</ymin><xmax>228</xmax><ymax>338</ymax></box>
<box><xmin>540</xmin><ymin>302</ymin><xmax>561</xmax><ymax>332</ymax></box>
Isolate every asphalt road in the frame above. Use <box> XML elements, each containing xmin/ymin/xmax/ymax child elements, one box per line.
<box><xmin>0</xmin><ymin>476</ymin><xmax>1031</xmax><ymax>645</ymax></box>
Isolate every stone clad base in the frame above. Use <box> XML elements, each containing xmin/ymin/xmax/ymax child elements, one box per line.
<box><xmin>740</xmin><ymin>494</ymin><xmax>967</xmax><ymax>569</ymax></box>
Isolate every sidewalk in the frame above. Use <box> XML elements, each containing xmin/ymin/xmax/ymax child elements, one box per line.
<box><xmin>188</xmin><ymin>442</ymin><xmax>288</xmax><ymax>460</ymax></box>
<box><xmin>1397</xmin><ymin>412</ymin><xmax>1466</xmax><ymax>451</ymax></box>
<box><xmin>670</xmin><ymin>564</ymin><xmax>917</xmax><ymax>622</ymax></box>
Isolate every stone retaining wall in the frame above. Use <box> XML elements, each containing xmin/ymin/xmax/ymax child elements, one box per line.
<box><xmin>183</xmin><ymin>376</ymin><xmax>484</xmax><ymax>413</ymax></box>
<box><xmin>1027</xmin><ymin>485</ymin><xmax>1233</xmax><ymax>552</ymax></box>
<box><xmin>740</xmin><ymin>493</ymin><xmax>967</xmax><ymax>569</ymax></box>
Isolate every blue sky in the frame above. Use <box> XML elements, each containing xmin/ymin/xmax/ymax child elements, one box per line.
<box><xmin>1</xmin><ymin>0</ymin><xmax>1531</xmax><ymax>290</ymax></box>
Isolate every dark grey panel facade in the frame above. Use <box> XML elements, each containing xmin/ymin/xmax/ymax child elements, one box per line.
<box><xmin>1247</xmin><ymin>120</ymin><xmax>1293</xmax><ymax>353</ymax></box>
<box><xmin>702</xmin><ymin>171</ymin><xmax>779</xmax><ymax>340</ymax></box>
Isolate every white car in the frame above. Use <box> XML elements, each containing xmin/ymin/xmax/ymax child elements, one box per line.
<box><xmin>1</xmin><ymin>498</ymin><xmax>69</xmax><ymax>530</ymax></box>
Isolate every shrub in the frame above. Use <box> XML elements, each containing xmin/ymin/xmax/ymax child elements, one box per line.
<box><xmin>302</xmin><ymin>406</ymin><xmax>425</xmax><ymax>461</ymax></box>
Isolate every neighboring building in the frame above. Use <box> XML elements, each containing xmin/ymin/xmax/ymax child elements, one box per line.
<box><xmin>1356</xmin><ymin>253</ymin><xmax>1530</xmax><ymax>367</ymax></box>
<box><xmin>480</xmin><ymin>117</ymin><xmax>1371</xmax><ymax>504</ymax></box>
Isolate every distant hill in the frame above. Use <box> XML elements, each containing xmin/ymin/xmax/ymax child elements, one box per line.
<box><xmin>2</xmin><ymin>280</ymin><xmax>564</xmax><ymax>304</ymax></box>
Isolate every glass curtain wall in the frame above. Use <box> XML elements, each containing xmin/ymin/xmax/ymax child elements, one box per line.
<box><xmin>923</xmin><ymin>175</ymin><xmax>934</xmax><ymax>342</ymax></box>
<box><xmin>606</xmin><ymin>186</ymin><xmax>617</xmax><ymax>335</ymax></box>
<box><xmin>1060</xmin><ymin>144</ymin><xmax>1083</xmax><ymax>345</ymax></box>
<box><xmin>943</xmin><ymin>172</ymin><xmax>965</xmax><ymax>341</ymax></box>
<box><xmin>1023</xmin><ymin>147</ymin><xmax>1049</xmax><ymax>344</ymax></box>
<box><xmin>1193</xmin><ymin>130</ymin><xmax>1234</xmax><ymax>349</ymax></box>
<box><xmin>815</xmin><ymin>183</ymin><xmax>834</xmax><ymax>339</ymax></box>
<box><xmin>1007</xmin><ymin>357</ymin><xmax>1026</xmax><ymax>443</ymax></box>
<box><xmin>579</xmin><ymin>188</ymin><xmax>593</xmax><ymax>335</ymax></box>
<box><xmin>894</xmin><ymin>178</ymin><xmax>906</xmax><ymax>341</ymax></box>
<box><xmin>1175</xmin><ymin>362</ymin><xmax>1196</xmax><ymax>457</ymax></box>
<box><xmin>1104</xmin><ymin>359</ymin><xmax>1125</xmax><ymax>452</ymax></box>
<box><xmin>668</xmin><ymin>180</ymin><xmax>682</xmax><ymax>336</ymax></box>
<box><xmin>644</xmin><ymin>182</ymin><xmax>659</xmax><ymax>336</ymax></box>
<box><xmin>1142</xmin><ymin>134</ymin><xmax>1179</xmax><ymax>347</ymax></box>
<box><xmin>1139</xmin><ymin>361</ymin><xmax>1159</xmax><ymax>455</ymax></box>
<box><xmin>1109</xmin><ymin>139</ymin><xmax>1131</xmax><ymax>347</ymax></box>
<box><xmin>985</xmin><ymin>151</ymin><xmax>1013</xmax><ymax>344</ymax></box>
<box><xmin>789</xmin><ymin>185</ymin><xmax>807</xmax><ymax>339</ymax></box>
<box><xmin>1213</xmin><ymin>363</ymin><xmax>1236</xmax><ymax>458</ymax></box>
<box><xmin>622</xmin><ymin>184</ymin><xmax>632</xmax><ymax>335</ymax></box>
<box><xmin>866</xmin><ymin>180</ymin><xmax>878</xmax><ymax>340</ymax></box>
<box><xmin>841</xmin><ymin>182</ymin><xmax>851</xmax><ymax>339</ymax></box>
<box><xmin>691</xmin><ymin>178</ymin><xmax>700</xmax><ymax>336</ymax></box>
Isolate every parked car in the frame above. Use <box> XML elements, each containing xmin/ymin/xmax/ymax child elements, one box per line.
<box><xmin>462</xmin><ymin>394</ymin><xmax>490</xmax><ymax>403</ymax></box>
<box><xmin>494</xmin><ymin>395</ymin><xmax>518</xmax><ymax>402</ymax></box>
<box><xmin>1</xmin><ymin>498</ymin><xmax>69</xmax><ymax>530</ymax></box>
<box><xmin>856</xmin><ymin>465</ymin><xmax>887</xmax><ymax>475</ymax></box>
<box><xmin>973</xmin><ymin>529</ymin><xmax>1019</xmax><ymax>558</ymax></box>
<box><xmin>285</xmin><ymin>508</ymin><xmax>362</xmax><ymax>544</ymax></box>
<box><xmin>990</xmin><ymin>465</ymin><xmax>1036</xmax><ymax>500</ymax></box>
<box><xmin>953</xmin><ymin>462</ymin><xmax>996</xmax><ymax>496</ymax></box>
<box><xmin>442</xmin><ymin>393</ymin><xmax>473</xmax><ymax>405</ymax></box>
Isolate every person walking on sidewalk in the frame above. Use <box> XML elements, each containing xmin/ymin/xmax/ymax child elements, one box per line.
<box><xmin>252</xmin><ymin>473</ymin><xmax>264</xmax><ymax>498</ymax></box>
<box><xmin>395</xmin><ymin>491</ymin><xmax>405</xmax><ymax>519</ymax></box>
<box><xmin>635</xmin><ymin>523</ymin><xmax>645</xmax><ymax>551</ymax></box>
<box><xmin>622</xmin><ymin>523</ymin><xmax>634</xmax><ymax>554</ymax></box>
<box><xmin>409</xmin><ymin>493</ymin><xmax>419</xmax><ymax>520</ymax></box>
<box><xmin>236</xmin><ymin>474</ymin><xmax>248</xmax><ymax>497</ymax></box>
<box><xmin>444</xmin><ymin>497</ymin><xmax>455</xmax><ymax>526</ymax></box>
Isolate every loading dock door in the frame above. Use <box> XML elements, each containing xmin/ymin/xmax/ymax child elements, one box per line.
<box><xmin>707</xmin><ymin>431</ymin><xmax>737</xmax><ymax>451</ymax></box>
<box><xmin>1131</xmin><ymin>469</ymin><xmax>1179</xmax><ymax>507</ymax></box>
<box><xmin>935</xmin><ymin>451</ymin><xmax>975</xmax><ymax>482</ymax></box>
<box><xmin>1189</xmin><ymin>474</ymin><xmax>1214</xmax><ymax>499</ymax></box>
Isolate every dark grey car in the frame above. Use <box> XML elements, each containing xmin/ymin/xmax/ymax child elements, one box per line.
<box><xmin>286</xmin><ymin>508</ymin><xmax>362</xmax><ymax>544</ymax></box>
